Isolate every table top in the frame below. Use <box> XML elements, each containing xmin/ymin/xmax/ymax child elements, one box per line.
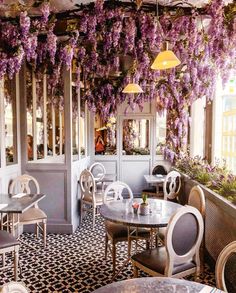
<box><xmin>100</xmin><ymin>198</ymin><xmax>181</xmax><ymax>228</ymax></box>
<box><xmin>92</xmin><ymin>277</ymin><xmax>219</xmax><ymax>293</ymax></box>
<box><xmin>144</xmin><ymin>174</ymin><xmax>166</xmax><ymax>184</ymax></box>
<box><xmin>0</xmin><ymin>194</ymin><xmax>46</xmax><ymax>214</ymax></box>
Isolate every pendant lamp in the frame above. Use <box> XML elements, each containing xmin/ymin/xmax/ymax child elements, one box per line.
<box><xmin>151</xmin><ymin>0</ymin><xmax>181</xmax><ymax>70</ymax></box>
<box><xmin>122</xmin><ymin>83</ymin><xmax>144</xmax><ymax>94</ymax></box>
<box><xmin>151</xmin><ymin>41</ymin><xmax>181</xmax><ymax>70</ymax></box>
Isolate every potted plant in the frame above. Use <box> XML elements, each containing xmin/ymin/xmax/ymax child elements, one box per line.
<box><xmin>140</xmin><ymin>193</ymin><xmax>149</xmax><ymax>215</ymax></box>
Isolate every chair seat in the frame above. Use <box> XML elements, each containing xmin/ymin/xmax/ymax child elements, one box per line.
<box><xmin>83</xmin><ymin>193</ymin><xmax>113</xmax><ymax>204</ymax></box>
<box><xmin>131</xmin><ymin>246</ymin><xmax>195</xmax><ymax>275</ymax></box>
<box><xmin>0</xmin><ymin>230</ymin><xmax>19</xmax><ymax>249</ymax></box>
<box><xmin>20</xmin><ymin>207</ymin><xmax>47</xmax><ymax>223</ymax></box>
<box><xmin>105</xmin><ymin>221</ymin><xmax>150</xmax><ymax>240</ymax></box>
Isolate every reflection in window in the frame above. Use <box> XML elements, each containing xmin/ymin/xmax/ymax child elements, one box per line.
<box><xmin>4</xmin><ymin>76</ymin><xmax>17</xmax><ymax>165</ymax></box>
<box><xmin>80</xmin><ymin>99</ymin><xmax>86</xmax><ymax>157</ymax></box>
<box><xmin>94</xmin><ymin>114</ymin><xmax>116</xmax><ymax>155</ymax></box>
<box><xmin>122</xmin><ymin>119</ymin><xmax>150</xmax><ymax>155</ymax></box>
<box><xmin>26</xmin><ymin>68</ymin><xmax>65</xmax><ymax>162</ymax></box>
<box><xmin>72</xmin><ymin>86</ymin><xmax>79</xmax><ymax>159</ymax></box>
<box><xmin>156</xmin><ymin>111</ymin><xmax>167</xmax><ymax>155</ymax></box>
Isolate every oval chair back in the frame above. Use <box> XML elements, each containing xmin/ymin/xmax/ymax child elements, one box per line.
<box><xmin>104</xmin><ymin>181</ymin><xmax>133</xmax><ymax>203</ymax></box>
<box><xmin>152</xmin><ymin>165</ymin><xmax>167</xmax><ymax>176</ymax></box>
<box><xmin>9</xmin><ymin>174</ymin><xmax>40</xmax><ymax>195</ymax></box>
<box><xmin>165</xmin><ymin>206</ymin><xmax>204</xmax><ymax>277</ymax></box>
<box><xmin>79</xmin><ymin>169</ymin><xmax>96</xmax><ymax>204</ymax></box>
<box><xmin>215</xmin><ymin>241</ymin><xmax>236</xmax><ymax>292</ymax></box>
<box><xmin>89</xmin><ymin>162</ymin><xmax>106</xmax><ymax>182</ymax></box>
<box><xmin>163</xmin><ymin>171</ymin><xmax>181</xmax><ymax>201</ymax></box>
<box><xmin>188</xmin><ymin>185</ymin><xmax>206</xmax><ymax>218</ymax></box>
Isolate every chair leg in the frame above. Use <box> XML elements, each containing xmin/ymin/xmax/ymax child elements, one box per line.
<box><xmin>43</xmin><ymin>221</ymin><xmax>47</xmax><ymax>248</ymax></box>
<box><xmin>36</xmin><ymin>223</ymin><xmax>39</xmax><ymax>238</ymax></box>
<box><xmin>146</xmin><ymin>240</ymin><xmax>150</xmax><ymax>250</ymax></box>
<box><xmin>112</xmin><ymin>241</ymin><xmax>116</xmax><ymax>275</ymax></box>
<box><xmin>133</xmin><ymin>265</ymin><xmax>138</xmax><ymax>278</ymax></box>
<box><xmin>104</xmin><ymin>234</ymin><xmax>108</xmax><ymax>260</ymax></box>
<box><xmin>2</xmin><ymin>252</ymin><xmax>5</xmax><ymax>267</ymax></box>
<box><xmin>14</xmin><ymin>248</ymin><xmax>19</xmax><ymax>281</ymax></box>
<box><xmin>92</xmin><ymin>208</ymin><xmax>96</xmax><ymax>228</ymax></box>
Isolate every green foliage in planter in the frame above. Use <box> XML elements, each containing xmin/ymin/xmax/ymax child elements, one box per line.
<box><xmin>175</xmin><ymin>154</ymin><xmax>236</xmax><ymax>204</ymax></box>
<box><xmin>142</xmin><ymin>193</ymin><xmax>148</xmax><ymax>205</ymax></box>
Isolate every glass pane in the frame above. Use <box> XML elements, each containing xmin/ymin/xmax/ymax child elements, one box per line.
<box><xmin>156</xmin><ymin>111</ymin><xmax>167</xmax><ymax>155</ymax></box>
<box><xmin>26</xmin><ymin>68</ymin><xmax>33</xmax><ymax>161</ymax></box>
<box><xmin>4</xmin><ymin>76</ymin><xmax>17</xmax><ymax>165</ymax></box>
<box><xmin>36</xmin><ymin>75</ymin><xmax>44</xmax><ymax>160</ymax></box>
<box><xmin>72</xmin><ymin>86</ymin><xmax>79</xmax><ymax>160</ymax></box>
<box><xmin>95</xmin><ymin>114</ymin><xmax>116</xmax><ymax>155</ymax></box>
<box><xmin>80</xmin><ymin>99</ymin><xmax>86</xmax><ymax>157</ymax></box>
<box><xmin>122</xmin><ymin>119</ymin><xmax>150</xmax><ymax>155</ymax></box>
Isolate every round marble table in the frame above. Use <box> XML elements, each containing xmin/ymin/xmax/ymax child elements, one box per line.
<box><xmin>100</xmin><ymin>198</ymin><xmax>182</xmax><ymax>228</ymax></box>
<box><xmin>92</xmin><ymin>277</ymin><xmax>216</xmax><ymax>293</ymax></box>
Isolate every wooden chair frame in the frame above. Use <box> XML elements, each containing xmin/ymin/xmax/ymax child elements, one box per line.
<box><xmin>104</xmin><ymin>181</ymin><xmax>150</xmax><ymax>275</ymax></box>
<box><xmin>79</xmin><ymin>169</ymin><xmax>103</xmax><ymax>228</ymax></box>
<box><xmin>9</xmin><ymin>174</ymin><xmax>47</xmax><ymax>247</ymax></box>
<box><xmin>132</xmin><ymin>206</ymin><xmax>204</xmax><ymax>279</ymax></box>
<box><xmin>0</xmin><ymin>242</ymin><xmax>20</xmax><ymax>281</ymax></box>
<box><xmin>215</xmin><ymin>241</ymin><xmax>236</xmax><ymax>292</ymax></box>
<box><xmin>89</xmin><ymin>162</ymin><xmax>106</xmax><ymax>182</ymax></box>
<box><xmin>163</xmin><ymin>170</ymin><xmax>181</xmax><ymax>201</ymax></box>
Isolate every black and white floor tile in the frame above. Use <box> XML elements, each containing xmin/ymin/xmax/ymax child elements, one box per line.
<box><xmin>0</xmin><ymin>215</ymin><xmax>216</xmax><ymax>292</ymax></box>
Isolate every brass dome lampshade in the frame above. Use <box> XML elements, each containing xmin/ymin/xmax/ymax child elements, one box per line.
<box><xmin>151</xmin><ymin>41</ymin><xmax>181</xmax><ymax>70</ymax></box>
<box><xmin>122</xmin><ymin>83</ymin><xmax>144</xmax><ymax>94</ymax></box>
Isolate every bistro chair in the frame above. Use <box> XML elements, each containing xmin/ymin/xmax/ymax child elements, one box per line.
<box><xmin>131</xmin><ymin>206</ymin><xmax>204</xmax><ymax>279</ymax></box>
<box><xmin>89</xmin><ymin>162</ymin><xmax>106</xmax><ymax>191</ymax></box>
<box><xmin>1</xmin><ymin>282</ymin><xmax>29</xmax><ymax>292</ymax></box>
<box><xmin>142</xmin><ymin>165</ymin><xmax>167</xmax><ymax>197</ymax></box>
<box><xmin>0</xmin><ymin>230</ymin><xmax>20</xmax><ymax>281</ymax></box>
<box><xmin>9</xmin><ymin>174</ymin><xmax>47</xmax><ymax>248</ymax></box>
<box><xmin>163</xmin><ymin>170</ymin><xmax>181</xmax><ymax>201</ymax></box>
<box><xmin>215</xmin><ymin>241</ymin><xmax>236</xmax><ymax>292</ymax></box>
<box><xmin>79</xmin><ymin>169</ymin><xmax>113</xmax><ymax>228</ymax></box>
<box><xmin>104</xmin><ymin>181</ymin><xmax>151</xmax><ymax>275</ymax></box>
<box><xmin>159</xmin><ymin>185</ymin><xmax>206</xmax><ymax>250</ymax></box>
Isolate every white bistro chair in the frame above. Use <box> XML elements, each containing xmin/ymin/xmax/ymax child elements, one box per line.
<box><xmin>79</xmin><ymin>169</ymin><xmax>113</xmax><ymax>228</ymax></box>
<box><xmin>163</xmin><ymin>170</ymin><xmax>181</xmax><ymax>201</ymax></box>
<box><xmin>131</xmin><ymin>206</ymin><xmax>204</xmax><ymax>279</ymax></box>
<box><xmin>215</xmin><ymin>241</ymin><xmax>236</xmax><ymax>292</ymax></box>
<box><xmin>104</xmin><ymin>181</ymin><xmax>150</xmax><ymax>275</ymax></box>
<box><xmin>9</xmin><ymin>174</ymin><xmax>47</xmax><ymax>247</ymax></box>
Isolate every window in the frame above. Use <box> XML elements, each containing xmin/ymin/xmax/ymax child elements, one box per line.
<box><xmin>4</xmin><ymin>76</ymin><xmax>17</xmax><ymax>165</ymax></box>
<box><xmin>213</xmin><ymin>77</ymin><xmax>236</xmax><ymax>174</ymax></box>
<box><xmin>122</xmin><ymin>119</ymin><xmax>150</xmax><ymax>155</ymax></box>
<box><xmin>26</xmin><ymin>69</ymin><xmax>65</xmax><ymax>162</ymax></box>
<box><xmin>94</xmin><ymin>113</ymin><xmax>116</xmax><ymax>155</ymax></box>
<box><xmin>72</xmin><ymin>86</ymin><xmax>79</xmax><ymax>160</ymax></box>
<box><xmin>156</xmin><ymin>111</ymin><xmax>167</xmax><ymax>155</ymax></box>
<box><xmin>80</xmin><ymin>99</ymin><xmax>86</xmax><ymax>157</ymax></box>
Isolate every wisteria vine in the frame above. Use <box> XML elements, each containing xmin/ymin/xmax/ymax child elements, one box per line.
<box><xmin>0</xmin><ymin>0</ymin><xmax>236</xmax><ymax>158</ymax></box>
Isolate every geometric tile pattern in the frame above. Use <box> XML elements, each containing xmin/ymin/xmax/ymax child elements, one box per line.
<box><xmin>0</xmin><ymin>214</ymin><xmax>216</xmax><ymax>292</ymax></box>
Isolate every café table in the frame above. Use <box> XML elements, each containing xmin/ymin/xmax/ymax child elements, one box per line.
<box><xmin>100</xmin><ymin>198</ymin><xmax>181</xmax><ymax>279</ymax></box>
<box><xmin>0</xmin><ymin>193</ymin><xmax>46</xmax><ymax>236</ymax></box>
<box><xmin>144</xmin><ymin>174</ymin><xmax>166</xmax><ymax>195</ymax></box>
<box><xmin>92</xmin><ymin>277</ymin><xmax>223</xmax><ymax>293</ymax></box>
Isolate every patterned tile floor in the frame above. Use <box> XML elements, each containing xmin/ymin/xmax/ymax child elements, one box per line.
<box><xmin>0</xmin><ymin>215</ymin><xmax>216</xmax><ymax>292</ymax></box>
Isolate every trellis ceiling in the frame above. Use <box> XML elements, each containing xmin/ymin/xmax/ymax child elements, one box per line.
<box><xmin>0</xmin><ymin>0</ymin><xmax>234</xmax><ymax>17</ymax></box>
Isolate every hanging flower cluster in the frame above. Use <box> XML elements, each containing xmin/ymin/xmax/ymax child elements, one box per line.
<box><xmin>0</xmin><ymin>0</ymin><xmax>236</xmax><ymax>156</ymax></box>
